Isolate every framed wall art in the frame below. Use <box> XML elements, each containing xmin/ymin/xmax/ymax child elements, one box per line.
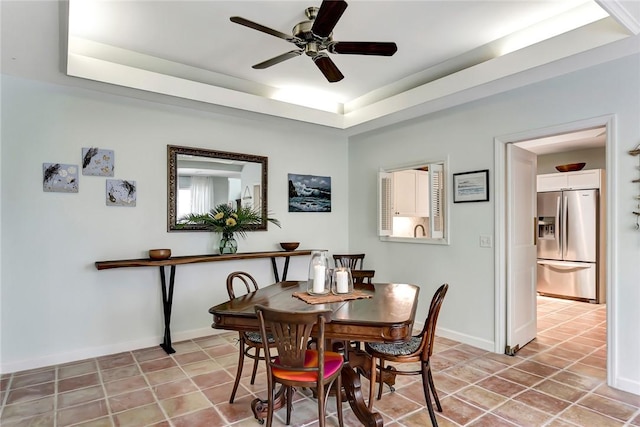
<box><xmin>106</xmin><ymin>179</ymin><xmax>136</xmax><ymax>207</ymax></box>
<box><xmin>288</xmin><ymin>173</ymin><xmax>331</xmax><ymax>212</ymax></box>
<box><xmin>82</xmin><ymin>147</ymin><xmax>114</xmax><ymax>176</ymax></box>
<box><xmin>43</xmin><ymin>163</ymin><xmax>79</xmax><ymax>193</ymax></box>
<box><xmin>453</xmin><ymin>169</ymin><xmax>489</xmax><ymax>203</ymax></box>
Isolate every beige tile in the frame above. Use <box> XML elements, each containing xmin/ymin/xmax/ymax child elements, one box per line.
<box><xmin>496</xmin><ymin>368</ymin><xmax>544</xmax><ymax>388</ymax></box>
<box><xmin>492</xmin><ymin>400</ymin><xmax>552</xmax><ymax>427</ymax></box>
<box><xmin>11</xmin><ymin>371</ymin><xmax>56</xmax><ymax>389</ymax></box>
<box><xmin>475</xmin><ymin>376</ymin><xmax>526</xmax><ymax>398</ymax></box>
<box><xmin>467</xmin><ymin>412</ymin><xmax>518</xmax><ymax>426</ymax></box>
<box><xmin>550</xmin><ymin>370</ymin><xmax>602</xmax><ymax>391</ymax></box>
<box><xmin>57</xmin><ymin>385</ymin><xmax>105</xmax><ymax>409</ymax></box>
<box><xmin>437</xmin><ymin>395</ymin><xmax>484</xmax><ymax>425</ymax></box>
<box><xmin>190</xmin><ymin>369</ymin><xmax>234</xmax><ymax>390</ymax></box>
<box><xmin>144</xmin><ymin>367</ymin><xmax>187</xmax><ymax>386</ymax></box>
<box><xmin>559</xmin><ymin>405</ymin><xmax>625</xmax><ymax>427</ymax></box>
<box><xmin>58</xmin><ymin>360</ymin><xmax>97</xmax><ymax>380</ymax></box>
<box><xmin>111</xmin><ymin>403</ymin><xmax>166</xmax><ymax>427</ymax></box>
<box><xmin>0</xmin><ymin>396</ymin><xmax>55</xmax><ymax>423</ymax></box>
<box><xmin>455</xmin><ymin>385</ymin><xmax>507</xmax><ymax>410</ymax></box>
<box><xmin>533</xmin><ymin>379</ymin><xmax>587</xmax><ymax>403</ymax></box>
<box><xmin>56</xmin><ymin>399</ymin><xmax>109</xmax><ymax>426</ymax></box>
<box><xmin>100</xmin><ymin>365</ymin><xmax>141</xmax><ymax>383</ymax></box>
<box><xmin>139</xmin><ymin>358</ymin><xmax>177</xmax><ymax>374</ymax></box>
<box><xmin>6</xmin><ymin>383</ymin><xmax>56</xmax><ymax>404</ymax></box>
<box><xmin>512</xmin><ymin>389</ymin><xmax>570</xmax><ymax>415</ymax></box>
<box><xmin>158</xmin><ymin>392</ymin><xmax>210</xmax><ymax>418</ymax></box>
<box><xmin>171</xmin><ymin>407</ymin><xmax>225</xmax><ymax>427</ymax></box>
<box><xmin>152</xmin><ymin>378</ymin><xmax>198</xmax><ymax>400</ymax></box>
<box><xmin>108</xmin><ymin>389</ymin><xmax>155</xmax><ymax>413</ymax></box>
<box><xmin>103</xmin><ymin>375</ymin><xmax>148</xmax><ymax>396</ymax></box>
<box><xmin>593</xmin><ymin>383</ymin><xmax>640</xmax><ymax>407</ymax></box>
<box><xmin>172</xmin><ymin>350</ymin><xmax>210</xmax><ymax>366</ymax></box>
<box><xmin>577</xmin><ymin>393</ymin><xmax>637</xmax><ymax>422</ymax></box>
<box><xmin>97</xmin><ymin>352</ymin><xmax>135</xmax><ymax>371</ymax></box>
<box><xmin>58</xmin><ymin>373</ymin><xmax>100</xmax><ymax>393</ymax></box>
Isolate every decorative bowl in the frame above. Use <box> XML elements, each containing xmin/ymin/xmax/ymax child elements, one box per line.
<box><xmin>280</xmin><ymin>242</ymin><xmax>300</xmax><ymax>251</ymax></box>
<box><xmin>555</xmin><ymin>162</ymin><xmax>586</xmax><ymax>172</ymax></box>
<box><xmin>149</xmin><ymin>249</ymin><xmax>171</xmax><ymax>260</ymax></box>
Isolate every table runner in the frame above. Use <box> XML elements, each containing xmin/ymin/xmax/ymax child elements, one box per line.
<box><xmin>292</xmin><ymin>289</ymin><xmax>373</xmax><ymax>304</ymax></box>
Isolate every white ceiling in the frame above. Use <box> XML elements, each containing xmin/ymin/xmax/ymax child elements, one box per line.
<box><xmin>59</xmin><ymin>1</ymin><xmax>640</xmax><ymax>130</ymax></box>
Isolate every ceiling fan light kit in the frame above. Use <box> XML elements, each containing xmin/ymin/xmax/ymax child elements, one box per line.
<box><xmin>230</xmin><ymin>0</ymin><xmax>397</xmax><ymax>83</ymax></box>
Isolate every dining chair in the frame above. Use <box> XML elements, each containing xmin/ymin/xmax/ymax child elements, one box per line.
<box><xmin>351</xmin><ymin>269</ymin><xmax>375</xmax><ymax>287</ymax></box>
<box><xmin>226</xmin><ymin>271</ymin><xmax>276</xmax><ymax>404</ymax></box>
<box><xmin>332</xmin><ymin>253</ymin><xmax>365</xmax><ymax>270</ymax></box>
<box><xmin>255</xmin><ymin>305</ymin><xmax>344</xmax><ymax>427</ymax></box>
<box><xmin>365</xmin><ymin>283</ymin><xmax>449</xmax><ymax>426</ymax></box>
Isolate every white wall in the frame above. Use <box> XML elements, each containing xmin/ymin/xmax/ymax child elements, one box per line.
<box><xmin>0</xmin><ymin>75</ymin><xmax>349</xmax><ymax>372</ymax></box>
<box><xmin>538</xmin><ymin>147</ymin><xmax>606</xmax><ymax>174</ymax></box>
<box><xmin>348</xmin><ymin>53</ymin><xmax>640</xmax><ymax>394</ymax></box>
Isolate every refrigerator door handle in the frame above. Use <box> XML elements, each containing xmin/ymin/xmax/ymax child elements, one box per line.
<box><xmin>556</xmin><ymin>195</ymin><xmax>562</xmax><ymax>257</ymax></box>
<box><xmin>562</xmin><ymin>195</ymin><xmax>569</xmax><ymax>259</ymax></box>
<box><xmin>537</xmin><ymin>260</ymin><xmax>593</xmax><ymax>269</ymax></box>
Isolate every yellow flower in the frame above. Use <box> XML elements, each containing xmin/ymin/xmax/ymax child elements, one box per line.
<box><xmin>226</xmin><ymin>218</ymin><xmax>237</xmax><ymax>227</ymax></box>
<box><xmin>214</xmin><ymin>212</ymin><xmax>224</xmax><ymax>220</ymax></box>
<box><xmin>231</xmin><ymin>213</ymin><xmax>238</xmax><ymax>219</ymax></box>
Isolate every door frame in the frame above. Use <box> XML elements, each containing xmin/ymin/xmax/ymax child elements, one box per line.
<box><xmin>494</xmin><ymin>114</ymin><xmax>616</xmax><ymax>381</ymax></box>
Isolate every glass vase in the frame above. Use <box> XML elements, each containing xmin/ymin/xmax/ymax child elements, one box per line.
<box><xmin>219</xmin><ymin>232</ymin><xmax>238</xmax><ymax>254</ymax></box>
<box><xmin>307</xmin><ymin>250</ymin><xmax>330</xmax><ymax>295</ymax></box>
<box><xmin>332</xmin><ymin>267</ymin><xmax>353</xmax><ymax>295</ymax></box>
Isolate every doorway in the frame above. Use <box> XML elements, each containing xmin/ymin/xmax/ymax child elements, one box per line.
<box><xmin>494</xmin><ymin>115</ymin><xmax>614</xmax><ymax>384</ymax></box>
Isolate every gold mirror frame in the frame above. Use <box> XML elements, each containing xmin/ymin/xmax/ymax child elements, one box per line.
<box><xmin>167</xmin><ymin>145</ymin><xmax>268</xmax><ymax>232</ymax></box>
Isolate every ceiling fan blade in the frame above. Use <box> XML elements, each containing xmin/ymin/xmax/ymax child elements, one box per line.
<box><xmin>252</xmin><ymin>50</ymin><xmax>303</xmax><ymax>69</ymax></box>
<box><xmin>230</xmin><ymin>16</ymin><xmax>299</xmax><ymax>42</ymax></box>
<box><xmin>329</xmin><ymin>41</ymin><xmax>398</xmax><ymax>56</ymax></box>
<box><xmin>312</xmin><ymin>54</ymin><xmax>344</xmax><ymax>83</ymax></box>
<box><xmin>311</xmin><ymin>0</ymin><xmax>348</xmax><ymax>38</ymax></box>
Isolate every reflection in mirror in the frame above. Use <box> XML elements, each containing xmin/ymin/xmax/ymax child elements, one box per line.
<box><xmin>378</xmin><ymin>160</ymin><xmax>448</xmax><ymax>244</ymax></box>
<box><xmin>168</xmin><ymin>145</ymin><xmax>268</xmax><ymax>231</ymax></box>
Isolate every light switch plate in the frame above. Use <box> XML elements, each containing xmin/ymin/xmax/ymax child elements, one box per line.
<box><xmin>480</xmin><ymin>235</ymin><xmax>493</xmax><ymax>248</ymax></box>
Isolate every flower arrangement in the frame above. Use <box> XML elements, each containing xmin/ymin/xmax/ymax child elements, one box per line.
<box><xmin>179</xmin><ymin>203</ymin><xmax>280</xmax><ymax>238</ymax></box>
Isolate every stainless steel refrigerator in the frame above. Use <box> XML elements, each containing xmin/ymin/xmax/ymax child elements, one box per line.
<box><xmin>537</xmin><ymin>189</ymin><xmax>599</xmax><ymax>302</ymax></box>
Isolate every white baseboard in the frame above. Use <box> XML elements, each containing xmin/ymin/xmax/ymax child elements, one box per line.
<box><xmin>412</xmin><ymin>320</ymin><xmax>495</xmax><ymax>353</ymax></box>
<box><xmin>611</xmin><ymin>376</ymin><xmax>640</xmax><ymax>396</ymax></box>
<box><xmin>0</xmin><ymin>327</ymin><xmax>223</xmax><ymax>375</ymax></box>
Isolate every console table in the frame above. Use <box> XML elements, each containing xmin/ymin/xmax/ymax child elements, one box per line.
<box><xmin>95</xmin><ymin>250</ymin><xmax>312</xmax><ymax>354</ymax></box>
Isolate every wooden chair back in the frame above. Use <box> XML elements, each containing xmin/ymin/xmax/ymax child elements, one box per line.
<box><xmin>419</xmin><ymin>283</ymin><xmax>449</xmax><ymax>360</ymax></box>
<box><xmin>333</xmin><ymin>254</ymin><xmax>365</xmax><ymax>269</ymax></box>
<box><xmin>226</xmin><ymin>271</ymin><xmax>258</xmax><ymax>299</ymax></box>
<box><xmin>352</xmin><ymin>270</ymin><xmax>375</xmax><ymax>287</ymax></box>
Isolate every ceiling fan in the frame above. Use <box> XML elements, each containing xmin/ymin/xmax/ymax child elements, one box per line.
<box><xmin>230</xmin><ymin>0</ymin><xmax>398</xmax><ymax>83</ymax></box>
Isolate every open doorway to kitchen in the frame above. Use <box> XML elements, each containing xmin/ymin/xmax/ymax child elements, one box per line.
<box><xmin>495</xmin><ymin>116</ymin><xmax>612</xmax><ymax>382</ymax></box>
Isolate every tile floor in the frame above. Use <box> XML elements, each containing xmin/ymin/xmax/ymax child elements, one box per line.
<box><xmin>1</xmin><ymin>296</ymin><xmax>639</xmax><ymax>426</ymax></box>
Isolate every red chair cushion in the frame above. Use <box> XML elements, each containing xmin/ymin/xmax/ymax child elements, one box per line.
<box><xmin>272</xmin><ymin>350</ymin><xmax>343</xmax><ymax>382</ymax></box>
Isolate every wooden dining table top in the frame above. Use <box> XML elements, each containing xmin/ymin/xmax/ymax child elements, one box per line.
<box><xmin>209</xmin><ymin>281</ymin><xmax>421</xmax><ymax>343</ymax></box>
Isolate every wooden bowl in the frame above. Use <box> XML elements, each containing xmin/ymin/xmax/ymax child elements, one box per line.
<box><xmin>280</xmin><ymin>242</ymin><xmax>300</xmax><ymax>251</ymax></box>
<box><xmin>555</xmin><ymin>162</ymin><xmax>586</xmax><ymax>172</ymax></box>
<box><xmin>149</xmin><ymin>249</ymin><xmax>171</xmax><ymax>260</ymax></box>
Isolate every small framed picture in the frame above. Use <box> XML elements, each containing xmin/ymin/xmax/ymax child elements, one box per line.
<box><xmin>453</xmin><ymin>169</ymin><xmax>489</xmax><ymax>203</ymax></box>
<box><xmin>106</xmin><ymin>179</ymin><xmax>137</xmax><ymax>207</ymax></box>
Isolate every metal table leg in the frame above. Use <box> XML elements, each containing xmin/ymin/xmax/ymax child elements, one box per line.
<box><xmin>159</xmin><ymin>265</ymin><xmax>176</xmax><ymax>354</ymax></box>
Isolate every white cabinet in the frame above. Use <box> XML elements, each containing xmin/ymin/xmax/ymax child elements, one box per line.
<box><xmin>393</xmin><ymin>170</ymin><xmax>430</xmax><ymax>216</ymax></box>
<box><xmin>537</xmin><ymin>169</ymin><xmax>603</xmax><ymax>192</ymax></box>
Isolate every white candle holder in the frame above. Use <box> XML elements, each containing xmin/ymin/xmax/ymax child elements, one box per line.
<box><xmin>332</xmin><ymin>267</ymin><xmax>353</xmax><ymax>295</ymax></box>
<box><xmin>307</xmin><ymin>250</ymin><xmax>330</xmax><ymax>295</ymax></box>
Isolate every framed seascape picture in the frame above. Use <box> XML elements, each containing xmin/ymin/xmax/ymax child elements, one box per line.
<box><xmin>288</xmin><ymin>173</ymin><xmax>331</xmax><ymax>212</ymax></box>
<box><xmin>453</xmin><ymin>169</ymin><xmax>489</xmax><ymax>203</ymax></box>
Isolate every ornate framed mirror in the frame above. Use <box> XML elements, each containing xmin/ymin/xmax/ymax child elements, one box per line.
<box><xmin>167</xmin><ymin>145</ymin><xmax>268</xmax><ymax>231</ymax></box>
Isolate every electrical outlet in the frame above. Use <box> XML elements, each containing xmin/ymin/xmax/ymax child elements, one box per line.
<box><xmin>480</xmin><ymin>235</ymin><xmax>493</xmax><ymax>248</ymax></box>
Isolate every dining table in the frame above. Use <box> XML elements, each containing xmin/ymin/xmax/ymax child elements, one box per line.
<box><xmin>209</xmin><ymin>280</ymin><xmax>420</xmax><ymax>427</ymax></box>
